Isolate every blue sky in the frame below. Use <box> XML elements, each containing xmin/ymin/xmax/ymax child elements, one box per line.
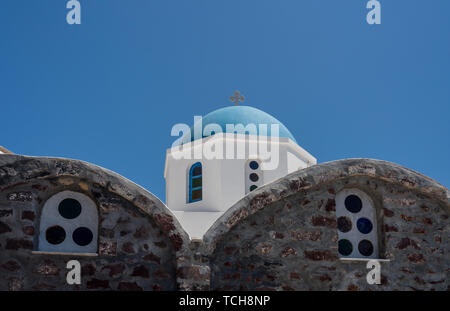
<box><xmin>1</xmin><ymin>0</ymin><xmax>449</xmax><ymax>201</ymax></box>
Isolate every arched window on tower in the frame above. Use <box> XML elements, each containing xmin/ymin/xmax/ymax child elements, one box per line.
<box><xmin>335</xmin><ymin>189</ymin><xmax>379</xmax><ymax>259</ymax></box>
<box><xmin>189</xmin><ymin>162</ymin><xmax>202</xmax><ymax>203</ymax></box>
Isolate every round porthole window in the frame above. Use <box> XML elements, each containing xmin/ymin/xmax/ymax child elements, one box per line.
<box><xmin>357</xmin><ymin>217</ymin><xmax>373</xmax><ymax>234</ymax></box>
<box><xmin>358</xmin><ymin>239</ymin><xmax>374</xmax><ymax>256</ymax></box>
<box><xmin>58</xmin><ymin>198</ymin><xmax>82</xmax><ymax>219</ymax></box>
<box><xmin>338</xmin><ymin>239</ymin><xmax>353</xmax><ymax>256</ymax></box>
<box><xmin>344</xmin><ymin>195</ymin><xmax>362</xmax><ymax>213</ymax></box>
<box><xmin>249</xmin><ymin>173</ymin><xmax>259</xmax><ymax>182</ymax></box>
<box><xmin>46</xmin><ymin>225</ymin><xmax>66</xmax><ymax>245</ymax></box>
<box><xmin>337</xmin><ymin>216</ymin><xmax>352</xmax><ymax>233</ymax></box>
<box><xmin>73</xmin><ymin>227</ymin><xmax>94</xmax><ymax>246</ymax></box>
<box><xmin>249</xmin><ymin>185</ymin><xmax>258</xmax><ymax>192</ymax></box>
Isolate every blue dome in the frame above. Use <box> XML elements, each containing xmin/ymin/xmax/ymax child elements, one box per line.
<box><xmin>180</xmin><ymin>106</ymin><xmax>297</xmax><ymax>144</ymax></box>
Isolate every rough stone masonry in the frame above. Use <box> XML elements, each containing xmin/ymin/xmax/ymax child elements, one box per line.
<box><xmin>0</xmin><ymin>154</ymin><xmax>448</xmax><ymax>290</ymax></box>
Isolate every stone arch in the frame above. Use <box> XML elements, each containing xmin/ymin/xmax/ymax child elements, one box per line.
<box><xmin>204</xmin><ymin>159</ymin><xmax>449</xmax><ymax>290</ymax></box>
<box><xmin>0</xmin><ymin>154</ymin><xmax>190</xmax><ymax>290</ymax></box>
<box><xmin>204</xmin><ymin>159</ymin><xmax>449</xmax><ymax>256</ymax></box>
<box><xmin>0</xmin><ymin>154</ymin><xmax>190</xmax><ymax>253</ymax></box>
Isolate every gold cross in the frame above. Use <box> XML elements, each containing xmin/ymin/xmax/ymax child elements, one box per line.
<box><xmin>230</xmin><ymin>91</ymin><xmax>245</xmax><ymax>106</ymax></box>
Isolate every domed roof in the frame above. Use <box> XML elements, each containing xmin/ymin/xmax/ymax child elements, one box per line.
<box><xmin>180</xmin><ymin>106</ymin><xmax>297</xmax><ymax>144</ymax></box>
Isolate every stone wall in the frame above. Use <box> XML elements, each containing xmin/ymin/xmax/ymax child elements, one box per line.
<box><xmin>0</xmin><ymin>156</ymin><xmax>448</xmax><ymax>291</ymax></box>
<box><xmin>204</xmin><ymin>159</ymin><xmax>449</xmax><ymax>291</ymax></box>
<box><xmin>0</xmin><ymin>155</ymin><xmax>190</xmax><ymax>290</ymax></box>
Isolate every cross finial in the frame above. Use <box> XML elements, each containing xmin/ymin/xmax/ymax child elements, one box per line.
<box><xmin>230</xmin><ymin>91</ymin><xmax>245</xmax><ymax>106</ymax></box>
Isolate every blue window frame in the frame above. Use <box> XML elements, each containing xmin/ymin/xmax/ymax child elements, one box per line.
<box><xmin>189</xmin><ymin>162</ymin><xmax>202</xmax><ymax>203</ymax></box>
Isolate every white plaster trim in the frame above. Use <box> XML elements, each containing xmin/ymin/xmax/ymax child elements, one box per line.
<box><xmin>32</xmin><ymin>251</ymin><xmax>98</xmax><ymax>257</ymax></box>
<box><xmin>165</xmin><ymin>134</ymin><xmax>317</xmax><ymax>165</ymax></box>
<box><xmin>340</xmin><ymin>258</ymin><xmax>391</xmax><ymax>262</ymax></box>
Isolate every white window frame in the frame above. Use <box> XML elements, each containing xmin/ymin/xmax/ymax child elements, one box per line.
<box><xmin>335</xmin><ymin>188</ymin><xmax>379</xmax><ymax>259</ymax></box>
<box><xmin>38</xmin><ymin>190</ymin><xmax>98</xmax><ymax>254</ymax></box>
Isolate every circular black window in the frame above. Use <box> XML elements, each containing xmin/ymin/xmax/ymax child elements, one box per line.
<box><xmin>357</xmin><ymin>218</ymin><xmax>373</xmax><ymax>234</ymax></box>
<box><xmin>46</xmin><ymin>226</ymin><xmax>66</xmax><ymax>245</ymax></box>
<box><xmin>58</xmin><ymin>198</ymin><xmax>82</xmax><ymax>219</ymax></box>
<box><xmin>338</xmin><ymin>239</ymin><xmax>353</xmax><ymax>256</ymax></box>
<box><xmin>358</xmin><ymin>240</ymin><xmax>374</xmax><ymax>256</ymax></box>
<box><xmin>337</xmin><ymin>216</ymin><xmax>352</xmax><ymax>233</ymax></box>
<box><xmin>73</xmin><ymin>227</ymin><xmax>93</xmax><ymax>246</ymax></box>
<box><xmin>249</xmin><ymin>185</ymin><xmax>258</xmax><ymax>192</ymax></box>
<box><xmin>249</xmin><ymin>173</ymin><xmax>259</xmax><ymax>182</ymax></box>
<box><xmin>249</xmin><ymin>161</ymin><xmax>259</xmax><ymax>170</ymax></box>
<box><xmin>344</xmin><ymin>195</ymin><xmax>362</xmax><ymax>213</ymax></box>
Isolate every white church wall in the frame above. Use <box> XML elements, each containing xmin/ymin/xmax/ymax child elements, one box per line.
<box><xmin>172</xmin><ymin>211</ymin><xmax>223</xmax><ymax>239</ymax></box>
<box><xmin>165</xmin><ymin>134</ymin><xmax>316</xmax><ymax>238</ymax></box>
<box><xmin>165</xmin><ymin>153</ymin><xmax>223</xmax><ymax>212</ymax></box>
<box><xmin>287</xmin><ymin>151</ymin><xmax>308</xmax><ymax>173</ymax></box>
<box><xmin>220</xmin><ymin>158</ymin><xmax>246</xmax><ymax>210</ymax></box>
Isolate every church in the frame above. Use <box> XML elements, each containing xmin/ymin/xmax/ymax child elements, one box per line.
<box><xmin>0</xmin><ymin>99</ymin><xmax>448</xmax><ymax>291</ymax></box>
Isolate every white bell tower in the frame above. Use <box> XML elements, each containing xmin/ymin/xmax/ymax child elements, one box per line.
<box><xmin>164</xmin><ymin>103</ymin><xmax>316</xmax><ymax>239</ymax></box>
